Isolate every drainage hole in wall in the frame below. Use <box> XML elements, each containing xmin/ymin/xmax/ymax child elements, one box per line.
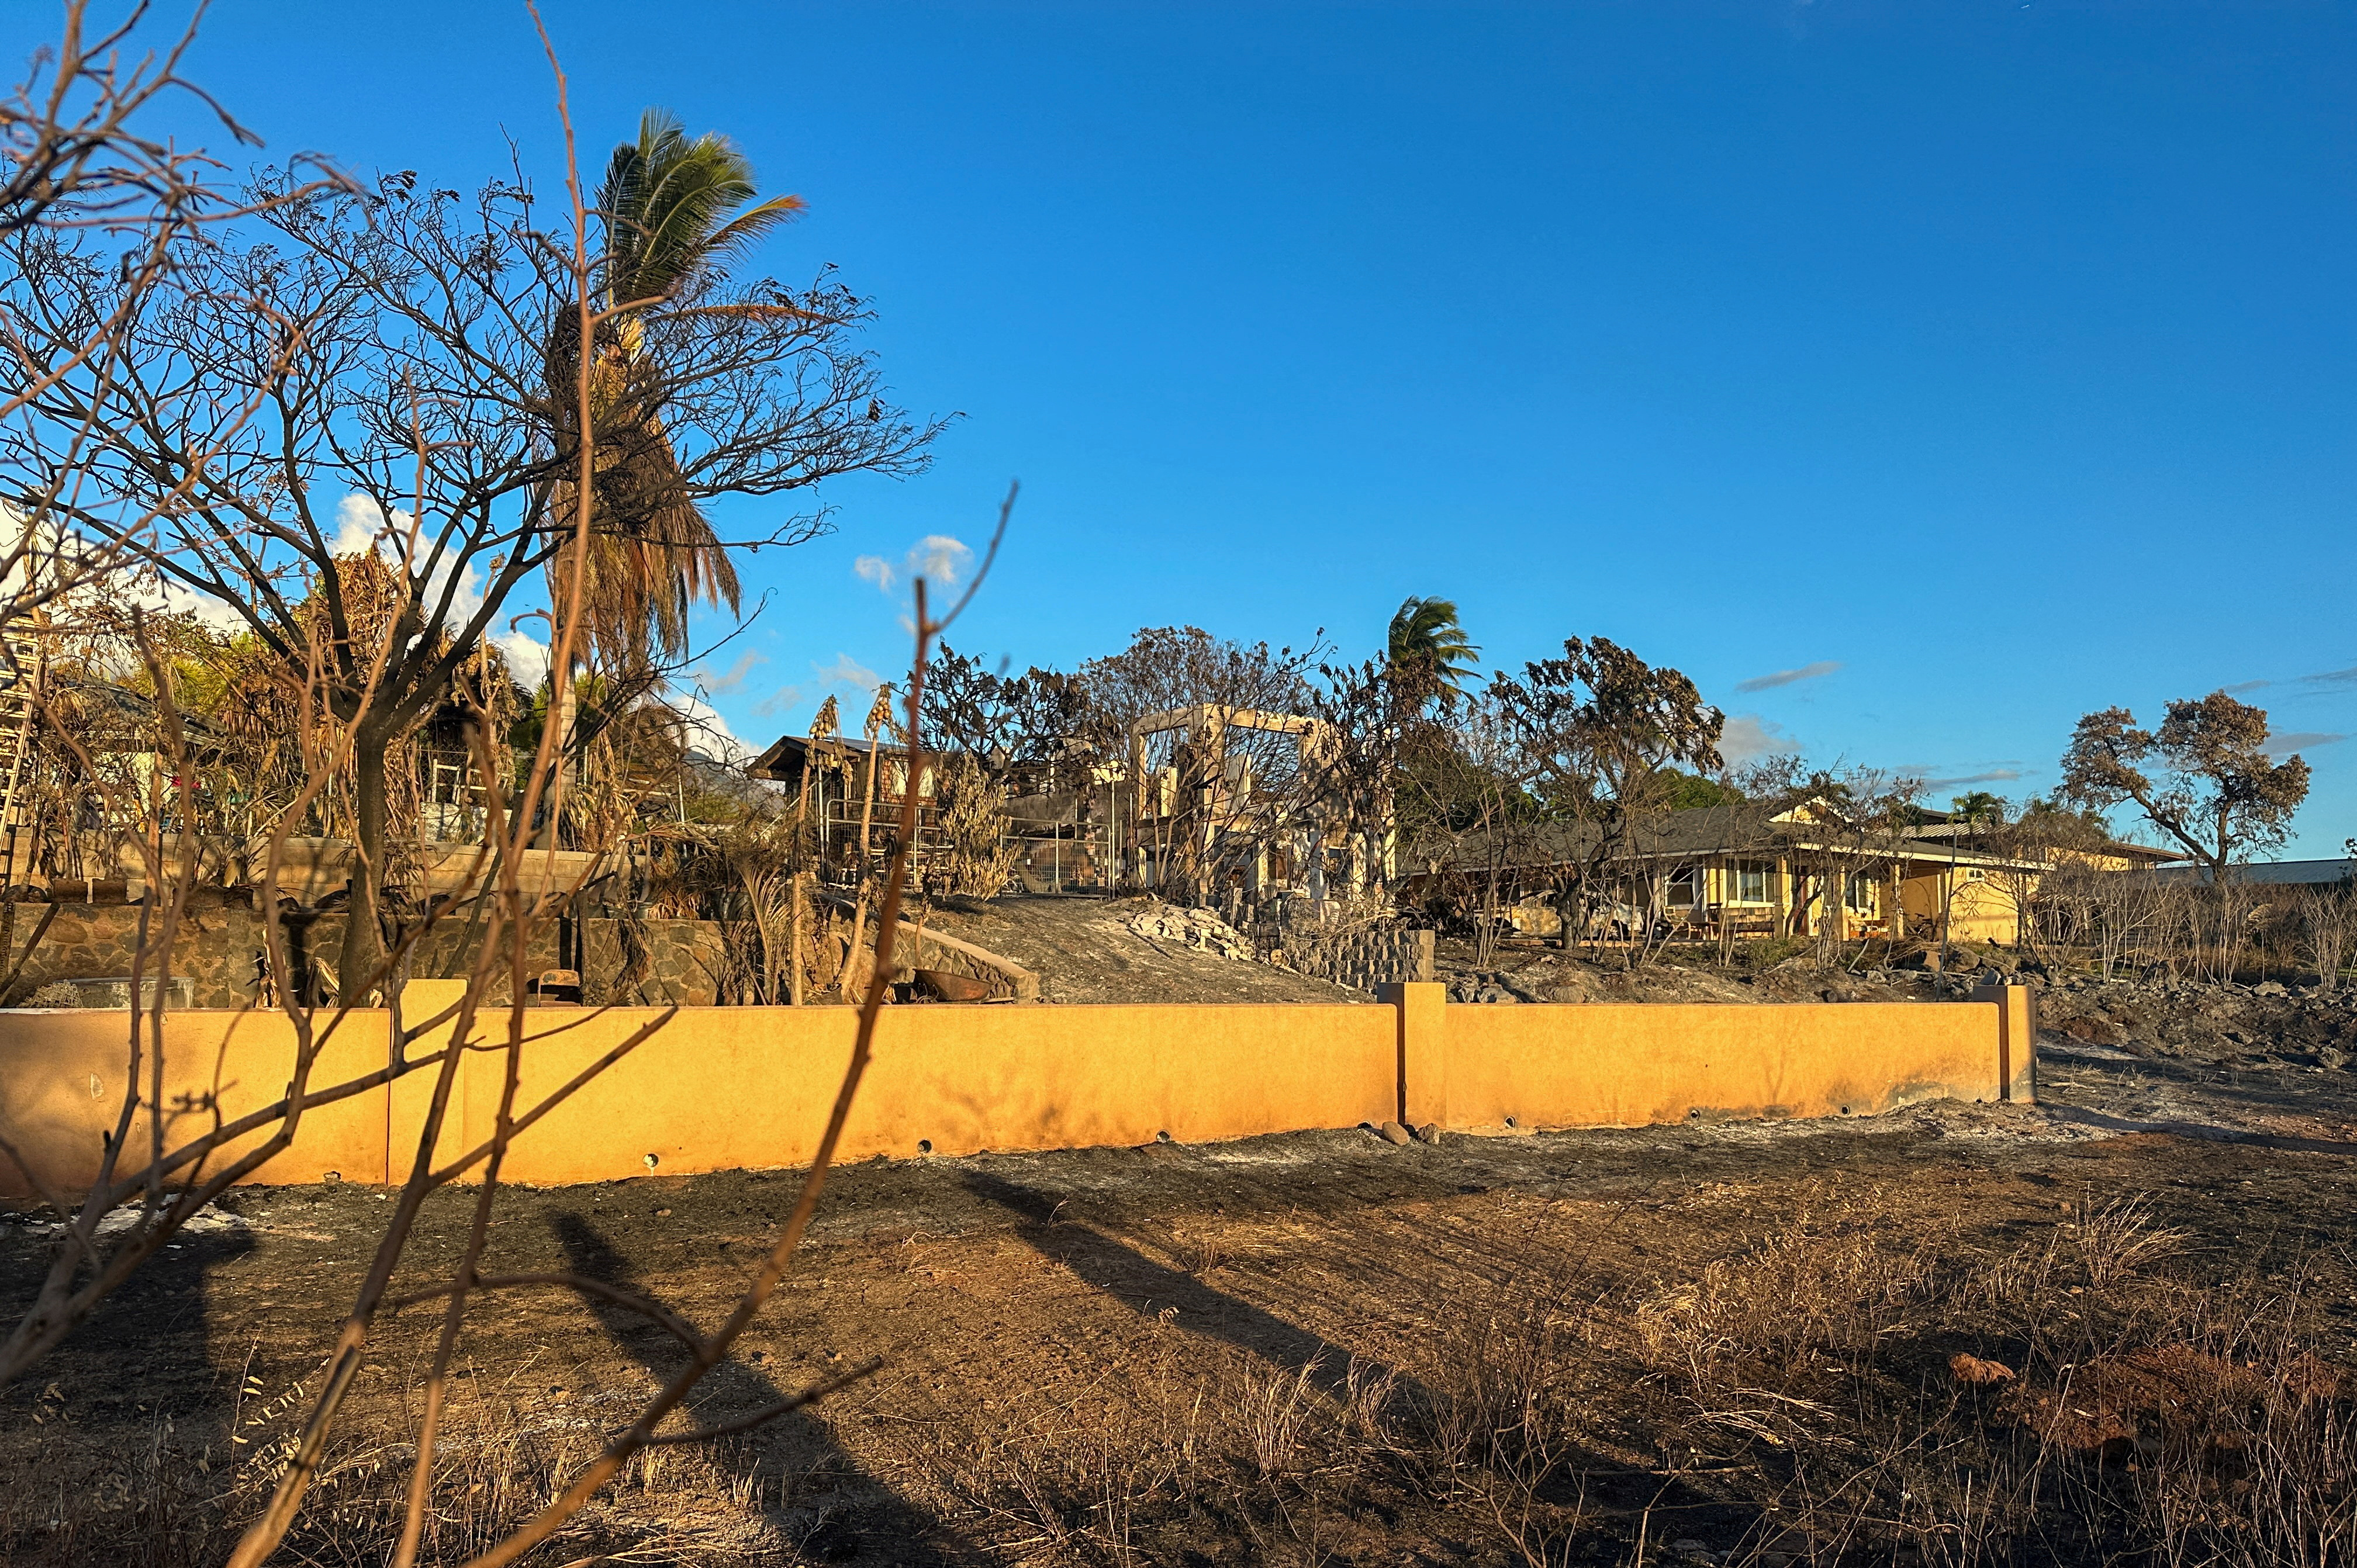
<box><xmin>918</xmin><ymin>1139</ymin><xmax>933</xmax><ymax>1155</ymax></box>
<box><xmin>1156</xmin><ymin>1130</ymin><xmax>1171</xmax><ymax>1143</ymax></box>
<box><xmin>1839</xmin><ymin>1106</ymin><xmax>1851</xmax><ymax>1116</ymax></box>
<box><xmin>644</xmin><ymin>1153</ymin><xmax>661</xmax><ymax>1169</ymax></box>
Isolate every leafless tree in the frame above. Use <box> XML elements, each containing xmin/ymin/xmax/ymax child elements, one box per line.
<box><xmin>2294</xmin><ymin>882</ymin><xmax>2351</xmax><ymax>993</ymax></box>
<box><xmin>1977</xmin><ymin>798</ymin><xmax>2110</xmax><ymax>963</ymax></box>
<box><xmin>0</xmin><ymin>2</ymin><xmax>349</xmax><ymax>636</ymax></box>
<box><xmin>920</xmin><ymin>641</ymin><xmax>1087</xmax><ymax>786</ymax></box>
<box><xmin>1392</xmin><ymin>685</ymin><xmax>1540</xmax><ymax>967</ymax></box>
<box><xmin>1074</xmin><ymin>624</ymin><xmax>1322</xmax><ymax>905</ymax></box>
<box><xmin>2086</xmin><ymin>866</ymin><xmax>2169</xmax><ymax>979</ymax></box>
<box><xmin>0</xmin><ymin>155</ymin><xmax>938</xmax><ymax>993</ymax></box>
<box><xmin>0</xmin><ymin>20</ymin><xmax>1000</xmax><ymax>1567</ymax></box>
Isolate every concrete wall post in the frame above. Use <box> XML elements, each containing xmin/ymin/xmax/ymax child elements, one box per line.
<box><xmin>1379</xmin><ymin>980</ymin><xmax>1447</xmax><ymax>1127</ymax></box>
<box><xmin>1968</xmin><ymin>979</ymin><xmax>2038</xmax><ymax>1103</ymax></box>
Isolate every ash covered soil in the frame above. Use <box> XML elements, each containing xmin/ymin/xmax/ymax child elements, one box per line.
<box><xmin>6</xmin><ymin>964</ymin><xmax>2357</xmax><ymax>1565</ymax></box>
<box><xmin>921</xmin><ymin>893</ymin><xmax>1368</xmax><ymax>1005</ymax></box>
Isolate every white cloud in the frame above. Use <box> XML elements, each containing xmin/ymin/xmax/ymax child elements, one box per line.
<box><xmin>855</xmin><ymin>534</ymin><xmax>973</xmax><ymax>598</ymax></box>
<box><xmin>330</xmin><ymin>493</ymin><xmax>389</xmax><ymax>557</ymax></box>
<box><xmin>1719</xmin><ymin>713</ymin><xmax>1796</xmax><ymax>766</ymax></box>
<box><xmin>1923</xmin><ymin>767</ymin><xmax>2025</xmax><ymax>791</ymax></box>
<box><xmin>751</xmin><ymin>682</ymin><xmax>807</xmax><ymax>719</ymax></box>
<box><xmin>493</xmin><ymin>625</ymin><xmax>550</xmax><ymax>687</ymax></box>
<box><xmin>1734</xmin><ymin>660</ymin><xmax>1841</xmax><ymax>694</ymax></box>
<box><xmin>695</xmin><ymin>650</ymin><xmax>765</xmax><ymax>696</ymax></box>
<box><xmin>331</xmin><ymin>491</ymin><xmax>486</xmax><ymax>632</ymax></box>
<box><xmin>158</xmin><ymin>579</ymin><xmax>248</xmax><ymax>634</ymax></box>
<box><xmin>671</xmin><ymin>691</ymin><xmax>749</xmax><ymax>763</ymax></box>
<box><xmin>2265</xmin><ymin>732</ymin><xmax>2347</xmax><ymax>755</ymax></box>
<box><xmin>908</xmin><ymin>534</ymin><xmax>972</xmax><ymax>587</ymax></box>
<box><xmin>748</xmin><ymin>652</ymin><xmax>886</xmax><ymax>719</ymax></box>
<box><xmin>813</xmin><ymin>652</ymin><xmax>880</xmax><ymax>693</ymax></box>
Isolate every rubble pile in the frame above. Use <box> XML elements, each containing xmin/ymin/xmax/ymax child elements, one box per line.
<box><xmin>1446</xmin><ymin>969</ymin><xmax>1546</xmax><ymax>1004</ymax></box>
<box><xmin>1128</xmin><ymin>902</ymin><xmax>1256</xmax><ymax>963</ymax></box>
<box><xmin>2026</xmin><ymin>970</ymin><xmax>2357</xmax><ymax>1068</ymax></box>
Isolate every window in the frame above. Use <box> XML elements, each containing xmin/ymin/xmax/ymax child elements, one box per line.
<box><xmin>1845</xmin><ymin>871</ymin><xmax>1877</xmax><ymax>912</ymax></box>
<box><xmin>1726</xmin><ymin>861</ymin><xmax>1771</xmax><ymax>905</ymax></box>
<box><xmin>1667</xmin><ymin>867</ymin><xmax>1701</xmax><ymax>906</ymax></box>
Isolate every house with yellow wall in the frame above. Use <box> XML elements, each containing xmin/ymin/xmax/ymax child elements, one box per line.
<box><xmin>1416</xmin><ymin>802</ymin><xmax>2175</xmax><ymax>947</ymax></box>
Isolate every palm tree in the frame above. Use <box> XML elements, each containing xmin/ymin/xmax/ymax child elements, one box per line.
<box><xmin>1386</xmin><ymin>596</ymin><xmax>1480</xmax><ymax>708</ymax></box>
<box><xmin>549</xmin><ymin>108</ymin><xmax>806</xmax><ymax>674</ymax></box>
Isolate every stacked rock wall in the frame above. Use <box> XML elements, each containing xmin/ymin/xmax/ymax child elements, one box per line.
<box><xmin>1269</xmin><ymin>923</ymin><xmax>1435</xmax><ymax>994</ymax></box>
<box><xmin>2</xmin><ymin>900</ymin><xmax>727</xmax><ymax>1009</ymax></box>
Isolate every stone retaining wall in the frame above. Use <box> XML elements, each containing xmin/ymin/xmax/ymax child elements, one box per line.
<box><xmin>1</xmin><ymin>901</ymin><xmax>725</xmax><ymax>1009</ymax></box>
<box><xmin>1267</xmin><ymin>922</ymin><xmax>1435</xmax><ymax>993</ymax></box>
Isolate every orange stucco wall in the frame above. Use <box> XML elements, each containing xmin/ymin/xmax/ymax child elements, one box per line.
<box><xmin>0</xmin><ymin>1008</ymin><xmax>392</xmax><ymax>1195</ymax></box>
<box><xmin>390</xmin><ymin>984</ymin><xmax>1399</xmax><ymax>1186</ymax></box>
<box><xmin>0</xmin><ymin>982</ymin><xmax>2028</xmax><ymax>1197</ymax></box>
<box><xmin>1422</xmin><ymin>994</ymin><xmax>2007</xmax><ymax>1131</ymax></box>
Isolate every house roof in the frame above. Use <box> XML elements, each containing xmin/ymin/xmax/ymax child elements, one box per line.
<box><xmin>1416</xmin><ymin>803</ymin><xmax>2056</xmax><ymax>876</ymax></box>
<box><xmin>2150</xmin><ymin>858</ymin><xmax>2356</xmax><ymax>888</ymax></box>
<box><xmin>47</xmin><ymin>676</ymin><xmax>224</xmax><ymax>753</ymax></box>
<box><xmin>745</xmin><ymin>731</ymin><xmax>918</xmax><ymax>781</ymax></box>
<box><xmin>1900</xmin><ymin>822</ymin><xmax>2182</xmax><ymax>863</ymax></box>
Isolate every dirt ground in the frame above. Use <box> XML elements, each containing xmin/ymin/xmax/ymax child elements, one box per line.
<box><xmin>6</xmin><ymin>971</ymin><xmax>2357</xmax><ymax>1566</ymax></box>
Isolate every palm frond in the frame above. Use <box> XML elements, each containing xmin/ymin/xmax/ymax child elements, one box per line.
<box><xmin>559</xmin><ymin>106</ymin><xmax>792</xmax><ymax>676</ymax></box>
<box><xmin>699</xmin><ymin>193</ymin><xmax>807</xmax><ymax>268</ymax></box>
<box><xmin>598</xmin><ymin>108</ymin><xmax>801</xmax><ymax>306</ymax></box>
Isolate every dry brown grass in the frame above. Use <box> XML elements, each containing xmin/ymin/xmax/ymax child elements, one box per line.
<box><xmin>0</xmin><ymin>1364</ymin><xmax>805</xmax><ymax>1567</ymax></box>
<box><xmin>1605</xmin><ymin>1193</ymin><xmax>2357</xmax><ymax>1567</ymax></box>
<box><xmin>9</xmin><ymin>1186</ymin><xmax>2355</xmax><ymax>1567</ymax></box>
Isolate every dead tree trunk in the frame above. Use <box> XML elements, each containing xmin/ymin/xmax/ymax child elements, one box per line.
<box><xmin>338</xmin><ymin>724</ymin><xmax>392</xmax><ymax>1002</ymax></box>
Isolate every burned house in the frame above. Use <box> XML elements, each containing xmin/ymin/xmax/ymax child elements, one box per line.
<box><xmin>746</xmin><ymin>701</ymin><xmax>1390</xmax><ymax>914</ymax></box>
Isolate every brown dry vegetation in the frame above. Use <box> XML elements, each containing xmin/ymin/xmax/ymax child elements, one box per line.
<box><xmin>5</xmin><ymin>1012</ymin><xmax>2356</xmax><ymax>1568</ymax></box>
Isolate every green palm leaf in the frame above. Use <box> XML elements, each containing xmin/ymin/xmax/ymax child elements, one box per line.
<box><xmin>601</xmin><ymin>108</ymin><xmax>806</xmax><ymax>305</ymax></box>
<box><xmin>1387</xmin><ymin>596</ymin><xmax>1481</xmax><ymax>704</ymax></box>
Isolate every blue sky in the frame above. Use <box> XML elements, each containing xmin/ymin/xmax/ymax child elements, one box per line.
<box><xmin>45</xmin><ymin>2</ymin><xmax>2357</xmax><ymax>852</ymax></box>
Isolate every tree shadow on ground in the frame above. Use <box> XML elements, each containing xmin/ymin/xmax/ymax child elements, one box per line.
<box><xmin>551</xmin><ymin>1210</ymin><xmax>970</xmax><ymax>1566</ymax></box>
<box><xmin>958</xmin><ymin>1167</ymin><xmax>1761</xmax><ymax>1541</ymax></box>
<box><xmin>960</xmin><ymin>1168</ymin><xmax>1394</xmax><ymax>1399</ymax></box>
<box><xmin>0</xmin><ymin>1216</ymin><xmax>256</xmax><ymax>1566</ymax></box>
